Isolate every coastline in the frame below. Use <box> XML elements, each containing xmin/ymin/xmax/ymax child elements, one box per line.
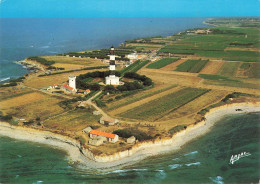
<box><xmin>0</xmin><ymin>102</ymin><xmax>259</xmax><ymax>170</ymax></box>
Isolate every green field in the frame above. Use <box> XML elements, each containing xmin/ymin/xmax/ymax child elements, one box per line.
<box><xmin>119</xmin><ymin>88</ymin><xmax>209</xmax><ymax>121</ymax></box>
<box><xmin>120</xmin><ymin>60</ymin><xmax>150</xmax><ymax>76</ymax></box>
<box><xmin>248</xmin><ymin>63</ymin><xmax>260</xmax><ymax>78</ymax></box>
<box><xmin>240</xmin><ymin>63</ymin><xmax>251</xmax><ymax>69</ymax></box>
<box><xmin>159</xmin><ymin>27</ymin><xmax>260</xmax><ymax>62</ymax></box>
<box><xmin>107</xmin><ymin>84</ymin><xmax>178</xmax><ymax>111</ymax></box>
<box><xmin>146</xmin><ymin>58</ymin><xmax>179</xmax><ymax>69</ymax></box>
<box><xmin>217</xmin><ymin>62</ymin><xmax>240</xmax><ymax>77</ymax></box>
<box><xmin>198</xmin><ymin>74</ymin><xmax>240</xmax><ymax>82</ymax></box>
<box><xmin>198</xmin><ymin>74</ymin><xmax>260</xmax><ymax>89</ymax></box>
<box><xmin>44</xmin><ymin>108</ymin><xmax>101</xmax><ymax>131</ymax></box>
<box><xmin>175</xmin><ymin>59</ymin><xmax>209</xmax><ymax>73</ymax></box>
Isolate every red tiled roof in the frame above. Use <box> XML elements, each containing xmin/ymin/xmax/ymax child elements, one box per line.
<box><xmin>63</xmin><ymin>84</ymin><xmax>74</xmax><ymax>91</ymax></box>
<box><xmin>51</xmin><ymin>84</ymin><xmax>58</xmax><ymax>87</ymax></box>
<box><xmin>90</xmin><ymin>130</ymin><xmax>116</xmax><ymax>139</ymax></box>
<box><xmin>86</xmin><ymin>89</ymin><xmax>91</xmax><ymax>92</ymax></box>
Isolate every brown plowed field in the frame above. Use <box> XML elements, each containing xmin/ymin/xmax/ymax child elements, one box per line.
<box><xmin>199</xmin><ymin>60</ymin><xmax>226</xmax><ymax>74</ymax></box>
<box><xmin>139</xmin><ymin>69</ymin><xmax>202</xmax><ymax>87</ymax></box>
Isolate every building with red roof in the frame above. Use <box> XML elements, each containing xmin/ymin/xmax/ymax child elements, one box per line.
<box><xmin>62</xmin><ymin>84</ymin><xmax>77</xmax><ymax>94</ymax></box>
<box><xmin>89</xmin><ymin>130</ymin><xmax>119</xmax><ymax>143</ymax></box>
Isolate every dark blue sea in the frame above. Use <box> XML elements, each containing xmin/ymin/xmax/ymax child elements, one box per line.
<box><xmin>0</xmin><ymin>17</ymin><xmax>209</xmax><ymax>81</ymax></box>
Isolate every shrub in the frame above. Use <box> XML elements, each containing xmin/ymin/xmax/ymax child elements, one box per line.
<box><xmin>168</xmin><ymin>125</ymin><xmax>187</xmax><ymax>134</ymax></box>
<box><xmin>0</xmin><ymin>115</ymin><xmax>13</xmax><ymax>121</ymax></box>
<box><xmin>95</xmin><ymin>99</ymin><xmax>106</xmax><ymax>107</ymax></box>
<box><xmin>113</xmin><ymin>128</ymin><xmax>153</xmax><ymax>141</ymax></box>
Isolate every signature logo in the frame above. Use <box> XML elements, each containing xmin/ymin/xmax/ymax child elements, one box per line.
<box><xmin>229</xmin><ymin>152</ymin><xmax>251</xmax><ymax>164</ymax></box>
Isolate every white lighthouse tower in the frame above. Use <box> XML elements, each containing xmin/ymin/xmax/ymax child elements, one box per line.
<box><xmin>69</xmin><ymin>75</ymin><xmax>77</xmax><ymax>91</ymax></box>
<box><xmin>105</xmin><ymin>46</ymin><xmax>120</xmax><ymax>85</ymax></box>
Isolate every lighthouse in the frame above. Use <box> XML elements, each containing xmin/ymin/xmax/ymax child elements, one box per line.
<box><xmin>105</xmin><ymin>46</ymin><xmax>120</xmax><ymax>85</ymax></box>
<box><xmin>69</xmin><ymin>75</ymin><xmax>76</xmax><ymax>90</ymax></box>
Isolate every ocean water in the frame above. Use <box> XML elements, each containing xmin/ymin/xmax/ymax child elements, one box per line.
<box><xmin>0</xmin><ymin>113</ymin><xmax>259</xmax><ymax>184</ymax></box>
<box><xmin>0</xmin><ymin>17</ymin><xmax>210</xmax><ymax>81</ymax></box>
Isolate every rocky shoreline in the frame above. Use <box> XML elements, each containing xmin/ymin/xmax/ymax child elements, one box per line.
<box><xmin>0</xmin><ymin>102</ymin><xmax>259</xmax><ymax>170</ymax></box>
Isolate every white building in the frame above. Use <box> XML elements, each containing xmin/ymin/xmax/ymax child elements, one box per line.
<box><xmin>69</xmin><ymin>75</ymin><xmax>76</xmax><ymax>90</ymax></box>
<box><xmin>105</xmin><ymin>46</ymin><xmax>120</xmax><ymax>85</ymax></box>
<box><xmin>126</xmin><ymin>53</ymin><xmax>138</xmax><ymax>60</ymax></box>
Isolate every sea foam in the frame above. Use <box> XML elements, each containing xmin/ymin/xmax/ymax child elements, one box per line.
<box><xmin>168</xmin><ymin>164</ymin><xmax>182</xmax><ymax>170</ymax></box>
<box><xmin>185</xmin><ymin>162</ymin><xmax>201</xmax><ymax>166</ymax></box>
<box><xmin>209</xmin><ymin>176</ymin><xmax>224</xmax><ymax>184</ymax></box>
<box><xmin>184</xmin><ymin>151</ymin><xmax>198</xmax><ymax>156</ymax></box>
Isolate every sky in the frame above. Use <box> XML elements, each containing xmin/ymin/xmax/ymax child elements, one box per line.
<box><xmin>0</xmin><ymin>0</ymin><xmax>259</xmax><ymax>18</ymax></box>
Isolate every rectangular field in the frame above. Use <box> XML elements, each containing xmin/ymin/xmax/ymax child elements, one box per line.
<box><xmin>146</xmin><ymin>58</ymin><xmax>179</xmax><ymax>69</ymax></box>
<box><xmin>44</xmin><ymin>108</ymin><xmax>101</xmax><ymax>131</ymax></box>
<box><xmin>175</xmin><ymin>59</ymin><xmax>209</xmax><ymax>73</ymax></box>
<box><xmin>0</xmin><ymin>92</ymin><xmax>66</xmax><ymax>120</ymax></box>
<box><xmin>120</xmin><ymin>60</ymin><xmax>150</xmax><ymax>75</ymax></box>
<box><xmin>106</xmin><ymin>84</ymin><xmax>177</xmax><ymax>111</ymax></box>
<box><xmin>119</xmin><ymin>87</ymin><xmax>209</xmax><ymax>121</ymax></box>
<box><xmin>217</xmin><ymin>61</ymin><xmax>240</xmax><ymax>77</ymax></box>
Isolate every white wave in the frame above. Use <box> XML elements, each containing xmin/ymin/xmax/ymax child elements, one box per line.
<box><xmin>0</xmin><ymin>77</ymin><xmax>10</xmax><ymax>82</ymax></box>
<box><xmin>32</xmin><ymin>181</ymin><xmax>43</xmax><ymax>184</ymax></box>
<box><xmin>17</xmin><ymin>155</ymin><xmax>22</xmax><ymax>158</ymax></box>
<box><xmin>172</xmin><ymin>157</ymin><xmax>180</xmax><ymax>161</ymax></box>
<box><xmin>48</xmin><ymin>51</ymin><xmax>58</xmax><ymax>54</ymax></box>
<box><xmin>185</xmin><ymin>162</ymin><xmax>201</xmax><ymax>166</ymax></box>
<box><xmin>155</xmin><ymin>169</ymin><xmax>166</xmax><ymax>179</ymax></box>
<box><xmin>15</xmin><ymin>175</ymin><xmax>19</xmax><ymax>178</ymax></box>
<box><xmin>132</xmin><ymin>168</ymin><xmax>148</xmax><ymax>171</ymax></box>
<box><xmin>209</xmin><ymin>176</ymin><xmax>224</xmax><ymax>184</ymax></box>
<box><xmin>100</xmin><ymin>169</ymin><xmax>130</xmax><ymax>175</ymax></box>
<box><xmin>40</xmin><ymin>46</ymin><xmax>50</xmax><ymax>49</ymax></box>
<box><xmin>169</xmin><ymin>164</ymin><xmax>182</xmax><ymax>170</ymax></box>
<box><xmin>184</xmin><ymin>151</ymin><xmax>198</xmax><ymax>156</ymax></box>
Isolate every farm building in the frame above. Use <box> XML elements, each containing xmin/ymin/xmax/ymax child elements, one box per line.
<box><xmin>99</xmin><ymin>116</ymin><xmax>119</xmax><ymax>126</ymax></box>
<box><xmin>126</xmin><ymin>53</ymin><xmax>138</xmax><ymax>60</ymax></box>
<box><xmin>89</xmin><ymin>130</ymin><xmax>119</xmax><ymax>143</ymax></box>
<box><xmin>62</xmin><ymin>84</ymin><xmax>77</xmax><ymax>94</ymax></box>
<box><xmin>93</xmin><ymin>111</ymin><xmax>101</xmax><ymax>115</ymax></box>
<box><xmin>50</xmin><ymin>84</ymin><xmax>58</xmax><ymax>89</ymax></box>
<box><xmin>82</xmin><ymin>127</ymin><xmax>92</xmax><ymax>133</ymax></box>
<box><xmin>84</xmin><ymin>89</ymin><xmax>91</xmax><ymax>95</ymax></box>
<box><xmin>127</xmin><ymin>136</ymin><xmax>136</xmax><ymax>144</ymax></box>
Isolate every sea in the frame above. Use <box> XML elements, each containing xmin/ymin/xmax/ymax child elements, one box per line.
<box><xmin>0</xmin><ymin>18</ymin><xmax>259</xmax><ymax>184</ymax></box>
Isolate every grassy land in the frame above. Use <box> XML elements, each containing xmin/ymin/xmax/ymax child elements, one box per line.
<box><xmin>198</xmin><ymin>74</ymin><xmax>240</xmax><ymax>82</ymax></box>
<box><xmin>44</xmin><ymin>108</ymin><xmax>101</xmax><ymax>131</ymax></box>
<box><xmin>119</xmin><ymin>88</ymin><xmax>209</xmax><ymax>121</ymax></box>
<box><xmin>217</xmin><ymin>62</ymin><xmax>240</xmax><ymax>77</ymax></box>
<box><xmin>199</xmin><ymin>74</ymin><xmax>260</xmax><ymax>89</ymax></box>
<box><xmin>0</xmin><ymin>91</ymin><xmax>66</xmax><ymax>120</ymax></box>
<box><xmin>106</xmin><ymin>84</ymin><xmax>178</xmax><ymax>111</ymax></box>
<box><xmin>175</xmin><ymin>59</ymin><xmax>209</xmax><ymax>73</ymax></box>
<box><xmin>248</xmin><ymin>63</ymin><xmax>260</xmax><ymax>79</ymax></box>
<box><xmin>146</xmin><ymin>58</ymin><xmax>179</xmax><ymax>69</ymax></box>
